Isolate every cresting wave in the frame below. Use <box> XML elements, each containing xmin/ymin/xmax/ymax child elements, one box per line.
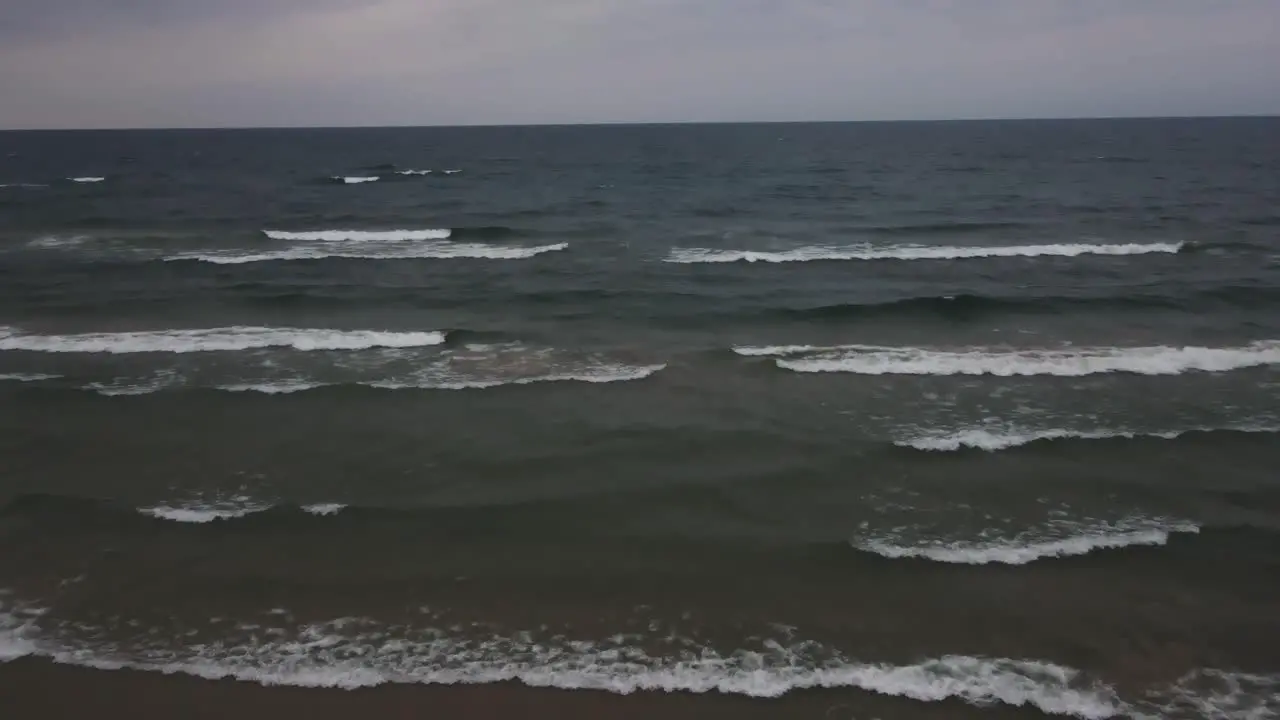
<box><xmin>0</xmin><ymin>326</ymin><xmax>446</xmax><ymax>354</ymax></box>
<box><xmin>168</xmin><ymin>243</ymin><xmax>568</xmax><ymax>263</ymax></box>
<box><xmin>134</xmin><ymin>498</ymin><xmax>345</xmax><ymax>523</ymax></box>
<box><xmin>69</xmin><ymin>177</ymin><xmax>105</xmax><ymax>183</ymax></box>
<box><xmin>90</xmin><ymin>363</ymin><xmax>665</xmax><ymax>395</ymax></box>
<box><xmin>735</xmin><ymin>341</ymin><xmax>1280</xmax><ymax>376</ymax></box>
<box><xmin>665</xmin><ymin>241</ymin><xmax>1184</xmax><ymax>263</ymax></box>
<box><xmin>0</xmin><ymin>373</ymin><xmax>60</xmax><ymax>382</ymax></box>
<box><xmin>897</xmin><ymin>425</ymin><xmax>1280</xmax><ymax>452</ymax></box>
<box><xmin>0</xmin><ymin>608</ymin><xmax>1124</xmax><ymax>718</ymax></box>
<box><xmin>854</xmin><ymin>517</ymin><xmax>1201</xmax><ymax>565</ymax></box>
<box><xmin>333</xmin><ymin>176</ymin><xmax>378</xmax><ymax>184</ymax></box>
<box><xmin>262</xmin><ymin>229</ymin><xmax>452</xmax><ymax>242</ymax></box>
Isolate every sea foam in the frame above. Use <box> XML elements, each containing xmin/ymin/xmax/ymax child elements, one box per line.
<box><xmin>854</xmin><ymin>517</ymin><xmax>1200</xmax><ymax>565</ymax></box>
<box><xmin>734</xmin><ymin>341</ymin><xmax>1280</xmax><ymax>376</ymax></box>
<box><xmin>0</xmin><ymin>326</ymin><xmax>446</xmax><ymax>354</ymax></box>
<box><xmin>666</xmin><ymin>242</ymin><xmax>1183</xmax><ymax>263</ymax></box>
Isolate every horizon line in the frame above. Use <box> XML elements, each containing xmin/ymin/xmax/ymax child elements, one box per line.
<box><xmin>2</xmin><ymin>112</ymin><xmax>1278</xmax><ymax>133</ymax></box>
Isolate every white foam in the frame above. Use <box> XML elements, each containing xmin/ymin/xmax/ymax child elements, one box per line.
<box><xmin>1145</xmin><ymin>669</ymin><xmax>1280</xmax><ymax>720</ymax></box>
<box><xmin>262</xmin><ymin>229</ymin><xmax>452</xmax><ymax>242</ymax></box>
<box><xmin>302</xmin><ymin>503</ymin><xmax>347</xmax><ymax>516</ymax></box>
<box><xmin>69</xmin><ymin>177</ymin><xmax>105</xmax><ymax>183</ymax></box>
<box><xmin>138</xmin><ymin>496</ymin><xmax>273</xmax><ymax>523</ymax></box>
<box><xmin>666</xmin><ymin>242</ymin><xmax>1183</xmax><ymax>263</ymax></box>
<box><xmin>217</xmin><ymin>380</ymin><xmax>328</xmax><ymax>395</ymax></box>
<box><xmin>0</xmin><ymin>613</ymin><xmax>1123</xmax><ymax>718</ymax></box>
<box><xmin>396</xmin><ymin>169</ymin><xmax>432</xmax><ymax>176</ymax></box>
<box><xmin>335</xmin><ymin>176</ymin><xmax>378</xmax><ymax>184</ymax></box>
<box><xmin>736</xmin><ymin>341</ymin><xmax>1280</xmax><ymax>376</ymax></box>
<box><xmin>898</xmin><ymin>426</ymin><xmax>1280</xmax><ymax>452</ymax></box>
<box><xmin>368</xmin><ymin>363</ymin><xmax>665</xmax><ymax>391</ymax></box>
<box><xmin>855</xmin><ymin>517</ymin><xmax>1200</xmax><ymax>566</ymax></box>
<box><xmin>170</xmin><ymin>242</ymin><xmax>568</xmax><ymax>264</ymax></box>
<box><xmin>0</xmin><ymin>183</ymin><xmax>47</xmax><ymax>189</ymax></box>
<box><xmin>0</xmin><ymin>373</ymin><xmax>60</xmax><ymax>382</ymax></box>
<box><xmin>26</xmin><ymin>235</ymin><xmax>90</xmax><ymax>249</ymax></box>
<box><xmin>442</xmin><ymin>169</ymin><xmax>462</xmax><ymax>175</ymax></box>
<box><xmin>0</xmin><ymin>326</ymin><xmax>446</xmax><ymax>354</ymax></box>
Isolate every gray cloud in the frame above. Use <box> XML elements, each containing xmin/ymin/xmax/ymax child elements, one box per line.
<box><xmin>1</xmin><ymin>0</ymin><xmax>1278</xmax><ymax>128</ymax></box>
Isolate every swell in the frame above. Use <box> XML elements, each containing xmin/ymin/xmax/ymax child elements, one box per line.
<box><xmin>5</xmin><ymin>492</ymin><xmax>1277</xmax><ymax>555</ymax></box>
<box><xmin>772</xmin><ymin>286</ymin><xmax>1280</xmax><ymax>321</ymax></box>
<box><xmin>895</xmin><ymin>427</ymin><xmax>1280</xmax><ymax>453</ymax></box>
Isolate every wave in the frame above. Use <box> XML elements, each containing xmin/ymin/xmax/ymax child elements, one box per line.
<box><xmin>207</xmin><ymin>363</ymin><xmax>664</xmax><ymax>395</ymax></box>
<box><xmin>0</xmin><ymin>183</ymin><xmax>47</xmax><ymax>189</ymax></box>
<box><xmin>665</xmin><ymin>242</ymin><xmax>1183</xmax><ymax>263</ymax></box>
<box><xmin>854</xmin><ymin>517</ymin><xmax>1200</xmax><ymax>565</ymax></box>
<box><xmin>69</xmin><ymin>177</ymin><xmax>105</xmax><ymax>183</ymax></box>
<box><xmin>25</xmin><ymin>235</ymin><xmax>91</xmax><ymax>249</ymax></box>
<box><xmin>0</xmin><ymin>326</ymin><xmax>447</xmax><ymax>354</ymax></box>
<box><xmin>442</xmin><ymin>169</ymin><xmax>462</xmax><ymax>174</ymax></box>
<box><xmin>735</xmin><ymin>341</ymin><xmax>1280</xmax><ymax>376</ymax></box>
<box><xmin>0</xmin><ymin>610</ymin><xmax>1123</xmax><ymax>717</ymax></box>
<box><xmin>75</xmin><ymin>360</ymin><xmax>663</xmax><ymax>396</ymax></box>
<box><xmin>865</xmin><ymin>220</ymin><xmax>1029</xmax><ymax>235</ymax></box>
<box><xmin>262</xmin><ymin>228</ymin><xmax>452</xmax><ymax>242</ymax></box>
<box><xmin>0</xmin><ymin>373</ymin><xmax>60</xmax><ymax>382</ymax></box>
<box><xmin>333</xmin><ymin>176</ymin><xmax>378</xmax><ymax>184</ymax></box>
<box><xmin>167</xmin><ymin>242</ymin><xmax>568</xmax><ymax>263</ymax></box>
<box><xmin>365</xmin><ymin>362</ymin><xmax>665</xmax><ymax>391</ymax></box>
<box><xmin>137</xmin><ymin>496</ymin><xmax>272</xmax><ymax>523</ymax></box>
<box><xmin>897</xmin><ymin>426</ymin><xmax>1280</xmax><ymax>452</ymax></box>
<box><xmin>396</xmin><ymin>169</ymin><xmax>432</xmax><ymax>176</ymax></box>
<box><xmin>302</xmin><ymin>503</ymin><xmax>347</xmax><ymax>516</ymax></box>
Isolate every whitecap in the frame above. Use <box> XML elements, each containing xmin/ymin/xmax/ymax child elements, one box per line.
<box><xmin>666</xmin><ymin>242</ymin><xmax>1183</xmax><ymax>263</ymax></box>
<box><xmin>736</xmin><ymin>341</ymin><xmax>1280</xmax><ymax>376</ymax></box>
<box><xmin>335</xmin><ymin>176</ymin><xmax>378</xmax><ymax>184</ymax></box>
<box><xmin>0</xmin><ymin>373</ymin><xmax>60</xmax><ymax>382</ymax></box>
<box><xmin>396</xmin><ymin>169</ymin><xmax>432</xmax><ymax>176</ymax></box>
<box><xmin>26</xmin><ymin>235</ymin><xmax>90</xmax><ymax>249</ymax></box>
<box><xmin>367</xmin><ymin>362</ymin><xmax>666</xmax><ymax>391</ymax></box>
<box><xmin>0</xmin><ymin>326</ymin><xmax>446</xmax><ymax>354</ymax></box>
<box><xmin>897</xmin><ymin>425</ymin><xmax>1280</xmax><ymax>452</ymax></box>
<box><xmin>854</xmin><ymin>517</ymin><xmax>1200</xmax><ymax>565</ymax></box>
<box><xmin>217</xmin><ymin>380</ymin><xmax>329</xmax><ymax>395</ymax></box>
<box><xmin>138</xmin><ymin>496</ymin><xmax>273</xmax><ymax>523</ymax></box>
<box><xmin>69</xmin><ymin>177</ymin><xmax>105</xmax><ymax>183</ymax></box>
<box><xmin>262</xmin><ymin>229</ymin><xmax>452</xmax><ymax>242</ymax></box>
<box><xmin>302</xmin><ymin>503</ymin><xmax>347</xmax><ymax>516</ymax></box>
<box><xmin>0</xmin><ymin>609</ymin><xmax>1123</xmax><ymax>718</ymax></box>
<box><xmin>169</xmin><ymin>242</ymin><xmax>568</xmax><ymax>264</ymax></box>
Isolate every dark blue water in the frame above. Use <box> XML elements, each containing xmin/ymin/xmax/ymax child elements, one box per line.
<box><xmin>1</xmin><ymin>119</ymin><xmax>1279</xmax><ymax>718</ymax></box>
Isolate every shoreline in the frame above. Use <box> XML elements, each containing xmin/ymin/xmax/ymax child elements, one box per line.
<box><xmin>0</xmin><ymin>658</ymin><xmax>1039</xmax><ymax>720</ymax></box>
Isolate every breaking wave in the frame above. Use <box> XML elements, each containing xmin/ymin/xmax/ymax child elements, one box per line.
<box><xmin>69</xmin><ymin>177</ymin><xmax>106</xmax><ymax>183</ymax></box>
<box><xmin>734</xmin><ymin>341</ymin><xmax>1280</xmax><ymax>376</ymax></box>
<box><xmin>262</xmin><ymin>229</ymin><xmax>452</xmax><ymax>242</ymax></box>
<box><xmin>0</xmin><ymin>326</ymin><xmax>447</xmax><ymax>354</ymax></box>
<box><xmin>332</xmin><ymin>176</ymin><xmax>378</xmax><ymax>184</ymax></box>
<box><xmin>167</xmin><ymin>242</ymin><xmax>568</xmax><ymax>263</ymax></box>
<box><xmin>0</xmin><ymin>607</ymin><xmax>1124</xmax><ymax>717</ymax></box>
<box><xmin>897</xmin><ymin>425</ymin><xmax>1280</xmax><ymax>452</ymax></box>
<box><xmin>137</xmin><ymin>496</ymin><xmax>273</xmax><ymax>523</ymax></box>
<box><xmin>665</xmin><ymin>242</ymin><xmax>1183</xmax><ymax>263</ymax></box>
<box><xmin>854</xmin><ymin>517</ymin><xmax>1201</xmax><ymax>565</ymax></box>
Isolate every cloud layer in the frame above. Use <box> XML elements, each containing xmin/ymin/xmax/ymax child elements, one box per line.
<box><xmin>2</xmin><ymin>0</ymin><xmax>1278</xmax><ymax>128</ymax></box>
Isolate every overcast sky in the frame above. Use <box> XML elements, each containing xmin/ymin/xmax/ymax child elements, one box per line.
<box><xmin>2</xmin><ymin>0</ymin><xmax>1278</xmax><ymax>129</ymax></box>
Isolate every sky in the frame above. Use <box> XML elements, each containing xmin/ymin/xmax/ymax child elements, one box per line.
<box><xmin>1</xmin><ymin>0</ymin><xmax>1278</xmax><ymax>129</ymax></box>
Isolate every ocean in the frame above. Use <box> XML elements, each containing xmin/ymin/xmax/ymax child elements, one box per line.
<box><xmin>0</xmin><ymin>118</ymin><xmax>1278</xmax><ymax>719</ymax></box>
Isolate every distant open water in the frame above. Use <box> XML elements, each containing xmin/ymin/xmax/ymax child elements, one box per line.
<box><xmin>2</xmin><ymin>119</ymin><xmax>1279</xmax><ymax>719</ymax></box>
